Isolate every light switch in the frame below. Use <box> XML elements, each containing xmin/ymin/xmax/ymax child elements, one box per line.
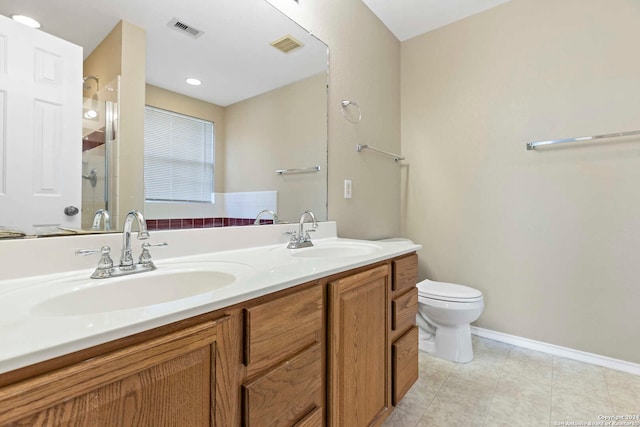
<box><xmin>344</xmin><ymin>179</ymin><xmax>352</xmax><ymax>199</ymax></box>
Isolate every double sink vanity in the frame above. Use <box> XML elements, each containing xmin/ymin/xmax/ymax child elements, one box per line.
<box><xmin>0</xmin><ymin>221</ymin><xmax>421</xmax><ymax>426</ymax></box>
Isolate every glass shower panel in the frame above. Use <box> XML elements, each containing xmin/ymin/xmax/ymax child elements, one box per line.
<box><xmin>81</xmin><ymin>75</ymin><xmax>120</xmax><ymax>230</ymax></box>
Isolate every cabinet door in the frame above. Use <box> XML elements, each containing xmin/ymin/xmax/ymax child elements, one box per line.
<box><xmin>328</xmin><ymin>265</ymin><xmax>390</xmax><ymax>427</ymax></box>
<box><xmin>0</xmin><ymin>319</ymin><xmax>225</xmax><ymax>426</ymax></box>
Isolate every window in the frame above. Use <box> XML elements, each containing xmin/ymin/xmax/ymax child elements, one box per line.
<box><xmin>144</xmin><ymin>106</ymin><xmax>214</xmax><ymax>203</ymax></box>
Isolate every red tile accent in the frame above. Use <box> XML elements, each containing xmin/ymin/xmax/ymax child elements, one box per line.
<box><xmin>147</xmin><ymin>217</ymin><xmax>264</xmax><ymax>229</ymax></box>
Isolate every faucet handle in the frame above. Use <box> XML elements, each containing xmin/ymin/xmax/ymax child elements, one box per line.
<box><xmin>139</xmin><ymin>242</ymin><xmax>168</xmax><ymax>265</ymax></box>
<box><xmin>76</xmin><ymin>246</ymin><xmax>114</xmax><ymax>278</ymax></box>
<box><xmin>76</xmin><ymin>245</ymin><xmax>112</xmax><ymax>262</ymax></box>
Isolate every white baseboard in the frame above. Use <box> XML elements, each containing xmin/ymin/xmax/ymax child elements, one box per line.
<box><xmin>471</xmin><ymin>326</ymin><xmax>640</xmax><ymax>376</ymax></box>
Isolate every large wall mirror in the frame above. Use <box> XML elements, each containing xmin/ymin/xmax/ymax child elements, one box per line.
<box><xmin>0</xmin><ymin>0</ymin><xmax>328</xmax><ymax>237</ymax></box>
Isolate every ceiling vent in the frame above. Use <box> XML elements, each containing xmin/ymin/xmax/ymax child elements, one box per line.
<box><xmin>270</xmin><ymin>35</ymin><xmax>303</xmax><ymax>53</ymax></box>
<box><xmin>167</xmin><ymin>18</ymin><xmax>204</xmax><ymax>39</ymax></box>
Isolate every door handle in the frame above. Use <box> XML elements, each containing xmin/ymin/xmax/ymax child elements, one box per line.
<box><xmin>64</xmin><ymin>206</ymin><xmax>80</xmax><ymax>216</ymax></box>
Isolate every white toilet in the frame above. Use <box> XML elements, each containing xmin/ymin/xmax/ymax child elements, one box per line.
<box><xmin>416</xmin><ymin>278</ymin><xmax>484</xmax><ymax>363</ymax></box>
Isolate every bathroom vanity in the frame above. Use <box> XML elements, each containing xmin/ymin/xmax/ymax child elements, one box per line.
<box><xmin>0</xmin><ymin>224</ymin><xmax>420</xmax><ymax>426</ymax></box>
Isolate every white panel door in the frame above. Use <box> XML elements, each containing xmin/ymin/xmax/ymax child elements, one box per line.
<box><xmin>0</xmin><ymin>14</ymin><xmax>82</xmax><ymax>234</ymax></box>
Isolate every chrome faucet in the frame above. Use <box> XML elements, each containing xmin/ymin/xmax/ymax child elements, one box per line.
<box><xmin>286</xmin><ymin>210</ymin><xmax>318</xmax><ymax>249</ymax></box>
<box><xmin>254</xmin><ymin>209</ymin><xmax>280</xmax><ymax>225</ymax></box>
<box><xmin>120</xmin><ymin>210</ymin><xmax>150</xmax><ymax>269</ymax></box>
<box><xmin>91</xmin><ymin>209</ymin><xmax>111</xmax><ymax>231</ymax></box>
<box><xmin>76</xmin><ymin>209</ymin><xmax>167</xmax><ymax>279</ymax></box>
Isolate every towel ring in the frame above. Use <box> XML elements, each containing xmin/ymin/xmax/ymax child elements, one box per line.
<box><xmin>340</xmin><ymin>100</ymin><xmax>362</xmax><ymax>124</ymax></box>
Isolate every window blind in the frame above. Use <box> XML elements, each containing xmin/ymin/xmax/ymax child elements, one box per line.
<box><xmin>144</xmin><ymin>106</ymin><xmax>214</xmax><ymax>203</ymax></box>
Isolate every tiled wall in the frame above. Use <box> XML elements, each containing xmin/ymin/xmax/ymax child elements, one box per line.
<box><xmin>146</xmin><ymin>218</ymin><xmax>274</xmax><ymax>230</ymax></box>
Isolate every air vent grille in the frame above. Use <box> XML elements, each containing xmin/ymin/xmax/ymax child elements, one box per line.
<box><xmin>167</xmin><ymin>18</ymin><xmax>204</xmax><ymax>39</ymax></box>
<box><xmin>271</xmin><ymin>35</ymin><xmax>303</xmax><ymax>53</ymax></box>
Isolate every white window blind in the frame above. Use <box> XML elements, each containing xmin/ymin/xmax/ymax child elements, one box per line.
<box><xmin>144</xmin><ymin>106</ymin><xmax>214</xmax><ymax>203</ymax></box>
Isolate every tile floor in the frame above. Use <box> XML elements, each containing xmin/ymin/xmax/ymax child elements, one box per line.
<box><xmin>383</xmin><ymin>336</ymin><xmax>640</xmax><ymax>427</ymax></box>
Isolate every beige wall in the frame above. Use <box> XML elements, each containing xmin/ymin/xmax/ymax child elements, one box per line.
<box><xmin>83</xmin><ymin>21</ymin><xmax>146</xmax><ymax>227</ymax></box>
<box><xmin>145</xmin><ymin>84</ymin><xmax>226</xmax><ymax>192</ymax></box>
<box><xmin>224</xmin><ymin>73</ymin><xmax>327</xmax><ymax>222</ymax></box>
<box><xmin>268</xmin><ymin>0</ymin><xmax>401</xmax><ymax>239</ymax></box>
<box><xmin>401</xmin><ymin>0</ymin><xmax>640</xmax><ymax>363</ymax></box>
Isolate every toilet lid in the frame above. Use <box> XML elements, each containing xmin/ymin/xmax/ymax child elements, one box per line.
<box><xmin>417</xmin><ymin>279</ymin><xmax>482</xmax><ymax>302</ymax></box>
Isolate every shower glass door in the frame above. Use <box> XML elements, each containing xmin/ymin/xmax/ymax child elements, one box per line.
<box><xmin>81</xmin><ymin>75</ymin><xmax>120</xmax><ymax>230</ymax></box>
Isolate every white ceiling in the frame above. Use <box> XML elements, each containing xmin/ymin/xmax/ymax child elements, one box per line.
<box><xmin>0</xmin><ymin>0</ymin><xmax>327</xmax><ymax>106</ymax></box>
<box><xmin>0</xmin><ymin>0</ymin><xmax>516</xmax><ymax>105</ymax></box>
<box><xmin>361</xmin><ymin>0</ymin><xmax>513</xmax><ymax>41</ymax></box>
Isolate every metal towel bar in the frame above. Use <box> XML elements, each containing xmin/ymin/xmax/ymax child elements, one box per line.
<box><xmin>275</xmin><ymin>166</ymin><xmax>320</xmax><ymax>175</ymax></box>
<box><xmin>356</xmin><ymin>144</ymin><xmax>405</xmax><ymax>162</ymax></box>
<box><xmin>526</xmin><ymin>130</ymin><xmax>640</xmax><ymax>150</ymax></box>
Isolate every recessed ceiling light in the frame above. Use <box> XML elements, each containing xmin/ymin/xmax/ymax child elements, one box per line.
<box><xmin>12</xmin><ymin>15</ymin><xmax>41</xmax><ymax>29</ymax></box>
<box><xmin>185</xmin><ymin>78</ymin><xmax>202</xmax><ymax>86</ymax></box>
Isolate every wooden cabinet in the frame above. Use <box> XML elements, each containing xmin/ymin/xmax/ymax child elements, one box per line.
<box><xmin>0</xmin><ymin>252</ymin><xmax>419</xmax><ymax>427</ymax></box>
<box><xmin>0</xmin><ymin>318</ymin><xmax>226</xmax><ymax>426</ymax></box>
<box><xmin>243</xmin><ymin>283</ymin><xmax>323</xmax><ymax>427</ymax></box>
<box><xmin>328</xmin><ymin>264</ymin><xmax>390</xmax><ymax>427</ymax></box>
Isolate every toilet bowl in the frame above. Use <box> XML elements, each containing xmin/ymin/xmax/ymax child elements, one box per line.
<box><xmin>416</xmin><ymin>278</ymin><xmax>484</xmax><ymax>363</ymax></box>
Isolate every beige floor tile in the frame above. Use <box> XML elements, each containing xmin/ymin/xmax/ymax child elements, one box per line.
<box><xmin>418</xmin><ymin>352</ymin><xmax>456</xmax><ymax>394</ymax></box>
<box><xmin>382</xmin><ymin>378</ymin><xmax>435</xmax><ymax>427</ymax></box>
<box><xmin>387</xmin><ymin>336</ymin><xmax>639</xmax><ymax>427</ymax></box>
<box><xmin>551</xmin><ymin>388</ymin><xmax>614</xmax><ymax>424</ymax></box>
<box><xmin>435</xmin><ymin>369</ymin><xmax>499</xmax><ymax>415</ymax></box>
<box><xmin>502</xmin><ymin>346</ymin><xmax>553</xmax><ymax>382</ymax></box>
<box><xmin>416</xmin><ymin>394</ymin><xmax>486</xmax><ymax>427</ymax></box>
<box><xmin>471</xmin><ymin>336</ymin><xmax>512</xmax><ymax>368</ymax></box>
<box><xmin>552</xmin><ymin>357</ymin><xmax>613</xmax><ymax>408</ymax></box>
<box><xmin>553</xmin><ymin>357</ymin><xmax>606</xmax><ymax>383</ymax></box>
<box><xmin>603</xmin><ymin>368</ymin><xmax>640</xmax><ymax>413</ymax></box>
<box><xmin>484</xmin><ymin>376</ymin><xmax>551</xmax><ymax>426</ymax></box>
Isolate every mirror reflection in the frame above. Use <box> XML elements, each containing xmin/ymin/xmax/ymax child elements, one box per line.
<box><xmin>0</xmin><ymin>0</ymin><xmax>328</xmax><ymax>238</ymax></box>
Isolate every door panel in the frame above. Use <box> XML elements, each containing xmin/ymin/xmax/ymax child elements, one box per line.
<box><xmin>0</xmin><ymin>14</ymin><xmax>82</xmax><ymax>234</ymax></box>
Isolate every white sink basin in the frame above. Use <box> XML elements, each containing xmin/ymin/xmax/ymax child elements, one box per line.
<box><xmin>31</xmin><ymin>262</ymin><xmax>254</xmax><ymax>316</ymax></box>
<box><xmin>289</xmin><ymin>241</ymin><xmax>383</xmax><ymax>258</ymax></box>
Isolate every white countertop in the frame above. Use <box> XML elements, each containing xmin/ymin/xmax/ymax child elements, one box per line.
<box><xmin>0</xmin><ymin>224</ymin><xmax>420</xmax><ymax>374</ymax></box>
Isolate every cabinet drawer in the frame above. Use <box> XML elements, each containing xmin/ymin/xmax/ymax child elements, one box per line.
<box><xmin>392</xmin><ymin>287</ymin><xmax>418</xmax><ymax>333</ymax></box>
<box><xmin>294</xmin><ymin>407</ymin><xmax>322</xmax><ymax>427</ymax></box>
<box><xmin>392</xmin><ymin>326</ymin><xmax>419</xmax><ymax>406</ymax></box>
<box><xmin>393</xmin><ymin>254</ymin><xmax>418</xmax><ymax>294</ymax></box>
<box><xmin>244</xmin><ymin>284</ymin><xmax>322</xmax><ymax>375</ymax></box>
<box><xmin>243</xmin><ymin>343</ymin><xmax>322</xmax><ymax>427</ymax></box>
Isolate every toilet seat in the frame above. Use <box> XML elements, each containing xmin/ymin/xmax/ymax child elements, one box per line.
<box><xmin>417</xmin><ymin>279</ymin><xmax>483</xmax><ymax>303</ymax></box>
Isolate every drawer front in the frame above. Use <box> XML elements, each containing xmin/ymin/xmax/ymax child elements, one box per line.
<box><xmin>243</xmin><ymin>344</ymin><xmax>322</xmax><ymax>427</ymax></box>
<box><xmin>392</xmin><ymin>326</ymin><xmax>419</xmax><ymax>406</ymax></box>
<box><xmin>244</xmin><ymin>284</ymin><xmax>322</xmax><ymax>375</ymax></box>
<box><xmin>392</xmin><ymin>287</ymin><xmax>418</xmax><ymax>334</ymax></box>
<box><xmin>293</xmin><ymin>407</ymin><xmax>322</xmax><ymax>427</ymax></box>
<box><xmin>392</xmin><ymin>254</ymin><xmax>418</xmax><ymax>294</ymax></box>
